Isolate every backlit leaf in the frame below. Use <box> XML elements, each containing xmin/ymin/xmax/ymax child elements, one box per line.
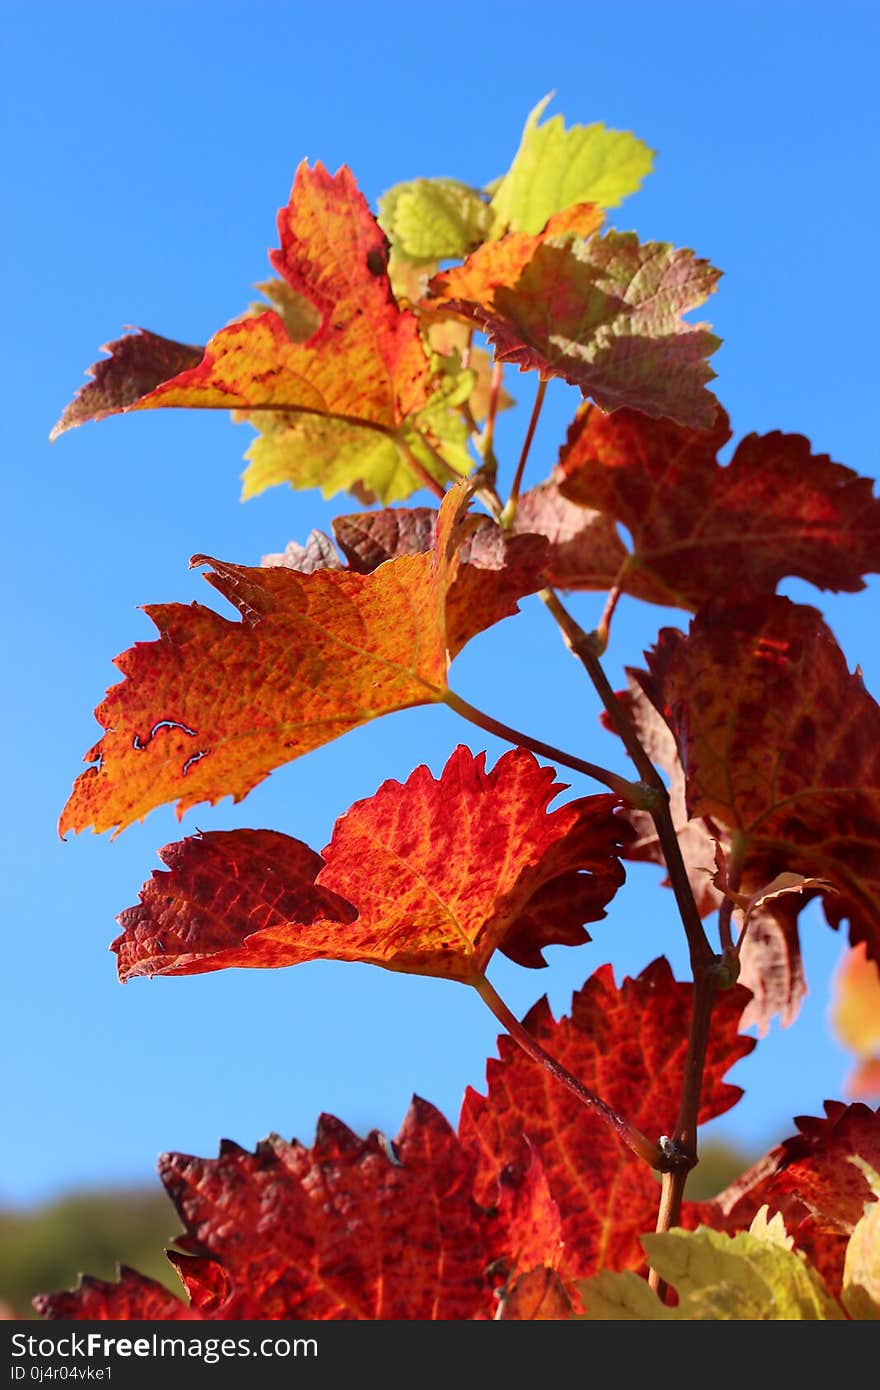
<box><xmin>490</xmin><ymin>94</ymin><xmax>654</xmax><ymax>233</ymax></box>
<box><xmin>459</xmin><ymin>958</ymin><xmax>752</xmax><ymax>1282</ymax></box>
<box><xmin>635</xmin><ymin>596</ymin><xmax>880</xmax><ymax>965</ymax></box>
<box><xmin>379</xmin><ymin>177</ymin><xmax>494</xmax><ymax>264</ymax></box>
<box><xmin>113</xmin><ymin>746</ymin><xmax>627</xmax><ymax>984</ymax></box>
<box><xmin>558</xmin><ymin>405</ymin><xmax>880</xmax><ymax>609</ymax></box>
<box><xmin>842</xmin><ymin>1159</ymin><xmax>880</xmax><ymax>1318</ymax></box>
<box><xmin>430</xmin><ymin>230</ymin><xmax>721</xmax><ymax>427</ymax></box>
<box><xmin>708</xmin><ymin>1101</ymin><xmax>880</xmax><ymax>1295</ymax></box>
<box><xmin>37</xmin><ymin>1099</ymin><xmax>544</xmax><ymax>1321</ymax></box>
<box><xmin>578</xmin><ymin>1218</ymin><xmax>844</xmax><ymax>1319</ymax></box>
<box><xmin>59</xmin><ymin>486</ymin><xmax>472</xmax><ymax>836</ymax></box>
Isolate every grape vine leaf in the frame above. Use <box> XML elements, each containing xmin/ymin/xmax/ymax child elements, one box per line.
<box><xmin>632</xmin><ymin>596</ymin><xmax>880</xmax><ymax>967</ymax></box>
<box><xmin>60</xmin><ymin>485</ymin><xmax>485</xmax><ymax>837</ymax></box>
<box><xmin>52</xmin><ymin>163</ymin><xmax>473</xmax><ymax>504</ymax></box>
<box><xmin>706</xmin><ymin>1101</ymin><xmax>880</xmax><ymax>1296</ymax></box>
<box><xmin>459</xmin><ymin>957</ymin><xmax>753</xmax><ymax>1283</ymax></box>
<box><xmin>601</xmin><ymin>675</ymin><xmax>806</xmax><ymax>1034</ymax></box>
<box><xmin>429</xmin><ymin>228</ymin><xmax>721</xmax><ymax>427</ymax></box>
<box><xmin>578</xmin><ymin>1211</ymin><xmax>845</xmax><ymax>1320</ymax></box>
<box><xmin>842</xmin><ymin>1160</ymin><xmax>880</xmax><ymax>1318</ymax></box>
<box><xmin>489</xmin><ymin>94</ymin><xmax>653</xmax><ymax>231</ymax></box>
<box><xmin>557</xmin><ymin>405</ymin><xmax>880</xmax><ymax>609</ymax></box>
<box><xmin>331</xmin><ymin>490</ymin><xmax>627</xmax><ymax>604</ymax></box>
<box><xmin>113</xmin><ymin>746</ymin><xmax>627</xmax><ymax>984</ymax></box>
<box><xmin>831</xmin><ymin>944</ymin><xmax>880</xmax><ymax>1099</ymax></box>
<box><xmin>36</xmin><ymin>1098</ymin><xmax>554</xmax><ymax>1321</ymax></box>
<box><xmin>378</xmin><ymin>178</ymin><xmax>494</xmax><ymax>265</ymax></box>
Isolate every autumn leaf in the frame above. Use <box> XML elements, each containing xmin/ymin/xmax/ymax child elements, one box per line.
<box><xmin>459</xmin><ymin>957</ymin><xmax>752</xmax><ymax>1284</ymax></box>
<box><xmin>331</xmin><ymin>501</ymin><xmax>549</xmax><ymax>654</ymax></box>
<box><xmin>49</xmin><ymin>330</ymin><xmax>203</xmax><ymax>440</ymax></box>
<box><xmin>34</xmin><ymin>1267</ymin><xmax>197</xmax><ymax>1322</ymax></box>
<box><xmin>557</xmin><ymin>404</ymin><xmax>880</xmax><ymax>609</ymax></box>
<box><xmin>331</xmin><ymin>490</ymin><xmax>626</xmax><ymax>631</ymax></box>
<box><xmin>36</xmin><ymin>1099</ymin><xmax>549</xmax><ymax>1321</ymax></box>
<box><xmin>60</xmin><ymin>485</ymin><xmax>474</xmax><ymax>837</ymax></box>
<box><xmin>842</xmin><ymin>1159</ymin><xmax>880</xmax><ymax>1318</ymax></box>
<box><xmin>113</xmin><ymin>746</ymin><xmax>627</xmax><ymax>985</ymax></box>
<box><xmin>706</xmin><ymin>1100</ymin><xmax>880</xmax><ymax>1296</ymax></box>
<box><xmin>578</xmin><ymin>1211</ymin><xmax>845</xmax><ymax>1320</ymax></box>
<box><xmin>378</xmin><ymin>177</ymin><xmax>494</xmax><ymax>265</ymax></box>
<box><xmin>430</xmin><ymin>228</ymin><xmax>720</xmax><ymax>428</ymax></box>
<box><xmin>633</xmin><ymin>595</ymin><xmax>880</xmax><ymax>967</ymax></box>
<box><xmin>53</xmin><ymin>163</ymin><xmax>475</xmax><ymax>504</ymax></box>
<box><xmin>831</xmin><ymin>944</ymin><xmax>880</xmax><ymax>1100</ymax></box>
<box><xmin>601</xmin><ymin>675</ymin><xmax>807</xmax><ymax>1035</ymax></box>
<box><xmin>489</xmin><ymin>95</ymin><xmax>654</xmax><ymax>234</ymax></box>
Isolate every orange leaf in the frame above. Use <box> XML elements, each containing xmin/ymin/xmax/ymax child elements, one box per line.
<box><xmin>60</xmin><ymin>484</ymin><xmax>470</xmax><ymax>837</ymax></box>
<box><xmin>113</xmin><ymin>746</ymin><xmax>627</xmax><ymax>985</ymax></box>
<box><xmin>557</xmin><ymin>405</ymin><xmax>880</xmax><ymax>610</ymax></box>
<box><xmin>52</xmin><ymin>165</ymin><xmax>436</xmax><ymax>481</ymax></box>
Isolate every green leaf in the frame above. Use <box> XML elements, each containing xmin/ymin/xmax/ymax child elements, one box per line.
<box><xmin>379</xmin><ymin>178</ymin><xmax>494</xmax><ymax>265</ymax></box>
<box><xmin>490</xmin><ymin>94</ymin><xmax>654</xmax><ymax>235</ymax></box>
<box><xmin>577</xmin><ymin>1215</ymin><xmax>845</xmax><ymax>1320</ymax></box>
<box><xmin>842</xmin><ymin>1159</ymin><xmax>880</xmax><ymax>1319</ymax></box>
<box><xmin>240</xmin><ymin>368</ymin><xmax>475</xmax><ymax>504</ymax></box>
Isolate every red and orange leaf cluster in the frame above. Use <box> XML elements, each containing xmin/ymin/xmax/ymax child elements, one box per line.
<box><xmin>114</xmin><ymin>746</ymin><xmax>627</xmax><ymax>985</ymax></box>
<box><xmin>37</xmin><ymin>961</ymin><xmax>756</xmax><ymax>1321</ymax></box>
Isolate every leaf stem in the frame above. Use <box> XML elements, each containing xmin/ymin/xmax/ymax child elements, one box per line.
<box><xmin>444</xmin><ymin>688</ymin><xmax>645</xmax><ymax>803</ymax></box>
<box><xmin>501</xmin><ymin>379</ymin><xmax>546</xmax><ymax>527</ymax></box>
<box><xmin>396</xmin><ymin>437</ymin><xmax>447</xmax><ymax>501</ymax></box>
<box><xmin>474</xmin><ymin>975</ymin><xmax>665</xmax><ymax>1170</ymax></box>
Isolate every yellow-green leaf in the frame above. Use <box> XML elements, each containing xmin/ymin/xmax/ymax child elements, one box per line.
<box><xmin>577</xmin><ymin>1218</ymin><xmax>845</xmax><ymax>1320</ymax></box>
<box><xmin>379</xmin><ymin>178</ymin><xmax>493</xmax><ymax>265</ymax></box>
<box><xmin>490</xmin><ymin>94</ymin><xmax>654</xmax><ymax>235</ymax></box>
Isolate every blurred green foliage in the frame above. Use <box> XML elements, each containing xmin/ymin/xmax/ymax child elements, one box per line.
<box><xmin>0</xmin><ymin>1188</ymin><xmax>184</xmax><ymax>1318</ymax></box>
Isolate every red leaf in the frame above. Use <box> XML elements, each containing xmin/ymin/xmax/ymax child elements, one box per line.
<box><xmin>114</xmin><ymin>746</ymin><xmax>627</xmax><ymax>984</ymax></box>
<box><xmin>459</xmin><ymin>958</ymin><xmax>753</xmax><ymax>1281</ymax></box>
<box><xmin>602</xmin><ymin>675</ymin><xmax>807</xmax><ymax>1035</ymax></box>
<box><xmin>34</xmin><ymin>1268</ymin><xmax>195</xmax><ymax>1321</ymax></box>
<box><xmin>635</xmin><ymin>596</ymin><xmax>880</xmax><ymax>967</ymax></box>
<box><xmin>703</xmin><ymin>1102</ymin><xmax>880</xmax><ymax>1294</ymax></box>
<box><xmin>37</xmin><ymin>1100</ymin><xmax>514</xmax><ymax>1321</ymax></box>
<box><xmin>49</xmin><ymin>330</ymin><xmax>203</xmax><ymax>441</ymax></box>
<box><xmin>557</xmin><ymin>405</ymin><xmax>880</xmax><ymax>609</ymax></box>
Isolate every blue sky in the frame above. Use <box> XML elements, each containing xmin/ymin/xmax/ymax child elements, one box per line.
<box><xmin>2</xmin><ymin>0</ymin><xmax>878</xmax><ymax>1206</ymax></box>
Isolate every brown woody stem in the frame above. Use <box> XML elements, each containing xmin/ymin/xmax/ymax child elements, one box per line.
<box><xmin>444</xmin><ymin>689</ymin><xmax>646</xmax><ymax>803</ymax></box>
<box><xmin>474</xmin><ymin>975</ymin><xmax>665</xmax><ymax>1169</ymax></box>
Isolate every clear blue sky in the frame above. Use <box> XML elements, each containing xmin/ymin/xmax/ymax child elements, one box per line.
<box><xmin>2</xmin><ymin>0</ymin><xmax>878</xmax><ymax>1206</ymax></box>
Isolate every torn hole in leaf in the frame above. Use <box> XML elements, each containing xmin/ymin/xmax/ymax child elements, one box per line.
<box><xmin>133</xmin><ymin>720</ymin><xmax>198</xmax><ymax>751</ymax></box>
